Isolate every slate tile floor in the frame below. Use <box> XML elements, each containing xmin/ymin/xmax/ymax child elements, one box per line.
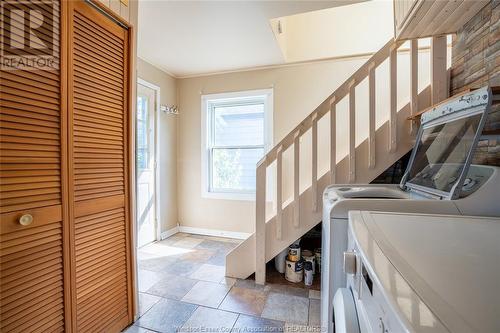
<box><xmin>125</xmin><ymin>233</ymin><xmax>321</xmax><ymax>333</ymax></box>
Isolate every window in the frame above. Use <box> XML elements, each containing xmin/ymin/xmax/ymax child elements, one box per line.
<box><xmin>136</xmin><ymin>96</ymin><xmax>149</xmax><ymax>169</ymax></box>
<box><xmin>202</xmin><ymin>89</ymin><xmax>273</xmax><ymax>200</ymax></box>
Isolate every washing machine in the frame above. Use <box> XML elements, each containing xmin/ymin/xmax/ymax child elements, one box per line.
<box><xmin>321</xmin><ymin>86</ymin><xmax>500</xmax><ymax>333</ymax></box>
<box><xmin>335</xmin><ymin>210</ymin><xmax>500</xmax><ymax>333</ymax></box>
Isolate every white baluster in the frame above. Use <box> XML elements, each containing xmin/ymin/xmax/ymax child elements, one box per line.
<box><xmin>368</xmin><ymin>63</ymin><xmax>376</xmax><ymax>169</ymax></box>
<box><xmin>330</xmin><ymin>97</ymin><xmax>336</xmax><ymax>183</ymax></box>
<box><xmin>293</xmin><ymin>131</ymin><xmax>300</xmax><ymax>228</ymax></box>
<box><xmin>389</xmin><ymin>45</ymin><xmax>397</xmax><ymax>153</ymax></box>
<box><xmin>276</xmin><ymin>145</ymin><xmax>283</xmax><ymax>240</ymax></box>
<box><xmin>255</xmin><ymin>160</ymin><xmax>266</xmax><ymax>285</ymax></box>
<box><xmin>311</xmin><ymin>113</ymin><xmax>318</xmax><ymax>211</ymax></box>
<box><xmin>348</xmin><ymin>81</ymin><xmax>356</xmax><ymax>182</ymax></box>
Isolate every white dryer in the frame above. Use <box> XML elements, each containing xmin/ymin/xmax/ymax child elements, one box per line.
<box><xmin>321</xmin><ymin>86</ymin><xmax>500</xmax><ymax>333</ymax></box>
<box><xmin>337</xmin><ymin>211</ymin><xmax>500</xmax><ymax>333</ymax></box>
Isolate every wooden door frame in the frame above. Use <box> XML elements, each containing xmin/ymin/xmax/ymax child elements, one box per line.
<box><xmin>64</xmin><ymin>1</ymin><xmax>137</xmax><ymax>330</ymax></box>
<box><xmin>137</xmin><ymin>78</ymin><xmax>161</xmax><ymax>244</ymax></box>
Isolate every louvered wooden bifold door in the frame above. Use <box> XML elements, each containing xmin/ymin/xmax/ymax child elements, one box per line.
<box><xmin>1</xmin><ymin>1</ymin><xmax>133</xmax><ymax>332</ymax></box>
<box><xmin>0</xmin><ymin>0</ymin><xmax>68</xmax><ymax>332</ymax></box>
<box><xmin>68</xmin><ymin>1</ymin><xmax>132</xmax><ymax>332</ymax></box>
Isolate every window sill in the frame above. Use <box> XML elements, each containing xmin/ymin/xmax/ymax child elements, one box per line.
<box><xmin>202</xmin><ymin>191</ymin><xmax>255</xmax><ymax>201</ymax></box>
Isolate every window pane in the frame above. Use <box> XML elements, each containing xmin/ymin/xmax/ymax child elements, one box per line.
<box><xmin>137</xmin><ymin>96</ymin><xmax>149</xmax><ymax>170</ymax></box>
<box><xmin>137</xmin><ymin>148</ymin><xmax>148</xmax><ymax>169</ymax></box>
<box><xmin>212</xmin><ymin>147</ymin><xmax>264</xmax><ymax>191</ymax></box>
<box><xmin>214</xmin><ymin>103</ymin><xmax>264</xmax><ymax>146</ymax></box>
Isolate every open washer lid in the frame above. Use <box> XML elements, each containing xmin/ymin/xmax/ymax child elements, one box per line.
<box><xmin>400</xmin><ymin>86</ymin><xmax>492</xmax><ymax>200</ymax></box>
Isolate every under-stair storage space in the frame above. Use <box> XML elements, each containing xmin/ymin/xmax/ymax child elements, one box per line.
<box><xmin>0</xmin><ymin>1</ymin><xmax>134</xmax><ymax>332</ymax></box>
<box><xmin>267</xmin><ymin>225</ymin><xmax>322</xmax><ymax>290</ymax></box>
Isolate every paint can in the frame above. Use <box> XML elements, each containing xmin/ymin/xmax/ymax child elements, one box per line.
<box><xmin>302</xmin><ymin>250</ymin><xmax>316</xmax><ymax>275</ymax></box>
<box><xmin>288</xmin><ymin>244</ymin><xmax>301</xmax><ymax>262</ymax></box>
<box><xmin>314</xmin><ymin>248</ymin><xmax>322</xmax><ymax>273</ymax></box>
<box><xmin>274</xmin><ymin>248</ymin><xmax>288</xmax><ymax>274</ymax></box>
<box><xmin>304</xmin><ymin>261</ymin><xmax>313</xmax><ymax>286</ymax></box>
<box><xmin>285</xmin><ymin>259</ymin><xmax>303</xmax><ymax>283</ymax></box>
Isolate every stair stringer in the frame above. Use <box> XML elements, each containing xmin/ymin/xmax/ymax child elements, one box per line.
<box><xmin>226</xmin><ymin>86</ymin><xmax>431</xmax><ymax>279</ymax></box>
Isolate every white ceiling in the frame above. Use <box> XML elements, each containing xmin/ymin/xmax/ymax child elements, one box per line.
<box><xmin>138</xmin><ymin>1</ymin><xmax>364</xmax><ymax>77</ymax></box>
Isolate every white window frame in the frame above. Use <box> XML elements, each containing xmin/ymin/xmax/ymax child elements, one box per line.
<box><xmin>201</xmin><ymin>89</ymin><xmax>273</xmax><ymax>201</ymax></box>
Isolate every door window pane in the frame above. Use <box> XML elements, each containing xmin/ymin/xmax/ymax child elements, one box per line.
<box><xmin>137</xmin><ymin>96</ymin><xmax>148</xmax><ymax>169</ymax></box>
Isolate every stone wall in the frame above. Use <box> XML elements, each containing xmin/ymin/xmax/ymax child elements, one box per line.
<box><xmin>450</xmin><ymin>0</ymin><xmax>499</xmax><ymax>165</ymax></box>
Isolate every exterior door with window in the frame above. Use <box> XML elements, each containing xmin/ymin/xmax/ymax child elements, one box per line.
<box><xmin>136</xmin><ymin>83</ymin><xmax>157</xmax><ymax>247</ymax></box>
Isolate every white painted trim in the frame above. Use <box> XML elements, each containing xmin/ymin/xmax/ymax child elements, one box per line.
<box><xmin>138</xmin><ymin>78</ymin><xmax>161</xmax><ymax>92</ymax></box>
<box><xmin>137</xmin><ymin>78</ymin><xmax>161</xmax><ymax>243</ymax></box>
<box><xmin>202</xmin><ymin>191</ymin><xmax>256</xmax><ymax>201</ymax></box>
<box><xmin>138</xmin><ymin>56</ymin><xmax>178</xmax><ymax>79</ymax></box>
<box><xmin>160</xmin><ymin>226</ymin><xmax>179</xmax><ymax>240</ymax></box>
<box><xmin>178</xmin><ymin>226</ymin><xmax>251</xmax><ymax>240</ymax></box>
<box><xmin>141</xmin><ymin>44</ymin><xmax>443</xmax><ymax>80</ymax></box>
<box><xmin>200</xmin><ymin>89</ymin><xmax>273</xmax><ymax>201</ymax></box>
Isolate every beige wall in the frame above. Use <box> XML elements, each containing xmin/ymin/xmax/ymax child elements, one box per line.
<box><xmin>178</xmin><ymin>57</ymin><xmax>373</xmax><ymax>234</ymax></box>
<box><xmin>137</xmin><ymin>58</ymin><xmax>179</xmax><ymax>234</ymax></box>
<box><xmin>272</xmin><ymin>0</ymin><xmax>393</xmax><ymax>63</ymax></box>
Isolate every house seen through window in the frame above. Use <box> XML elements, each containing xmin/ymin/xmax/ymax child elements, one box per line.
<box><xmin>203</xmin><ymin>90</ymin><xmax>273</xmax><ymax>199</ymax></box>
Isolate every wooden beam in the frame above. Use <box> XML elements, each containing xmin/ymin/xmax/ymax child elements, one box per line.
<box><xmin>348</xmin><ymin>81</ymin><xmax>356</xmax><ymax>182</ymax></box>
<box><xmin>431</xmin><ymin>35</ymin><xmax>448</xmax><ymax>105</ymax></box>
<box><xmin>255</xmin><ymin>161</ymin><xmax>266</xmax><ymax>285</ymax></box>
<box><xmin>407</xmin><ymin>88</ymin><xmax>471</xmax><ymax>120</ymax></box>
<box><xmin>368</xmin><ymin>63</ymin><xmax>375</xmax><ymax>169</ymax></box>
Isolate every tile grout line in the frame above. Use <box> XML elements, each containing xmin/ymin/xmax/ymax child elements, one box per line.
<box><xmin>216</xmin><ymin>283</ymin><xmax>234</xmax><ymax>311</ymax></box>
<box><xmin>230</xmin><ymin>313</ymin><xmax>241</xmax><ymax>333</ymax></box>
<box><xmin>136</xmin><ymin>235</ymin><xmax>316</xmax><ymax>331</ymax></box>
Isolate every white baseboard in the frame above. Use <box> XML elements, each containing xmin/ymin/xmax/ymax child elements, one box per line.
<box><xmin>160</xmin><ymin>226</ymin><xmax>179</xmax><ymax>240</ymax></box>
<box><xmin>178</xmin><ymin>226</ymin><xmax>251</xmax><ymax>240</ymax></box>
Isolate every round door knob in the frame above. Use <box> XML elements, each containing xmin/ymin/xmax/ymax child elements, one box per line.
<box><xmin>19</xmin><ymin>214</ymin><xmax>34</xmax><ymax>226</ymax></box>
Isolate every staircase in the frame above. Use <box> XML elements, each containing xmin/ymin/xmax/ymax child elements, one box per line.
<box><xmin>226</xmin><ymin>36</ymin><xmax>449</xmax><ymax>284</ymax></box>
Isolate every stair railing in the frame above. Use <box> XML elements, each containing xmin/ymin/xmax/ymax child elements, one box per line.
<box><xmin>255</xmin><ymin>36</ymin><xmax>448</xmax><ymax>284</ymax></box>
